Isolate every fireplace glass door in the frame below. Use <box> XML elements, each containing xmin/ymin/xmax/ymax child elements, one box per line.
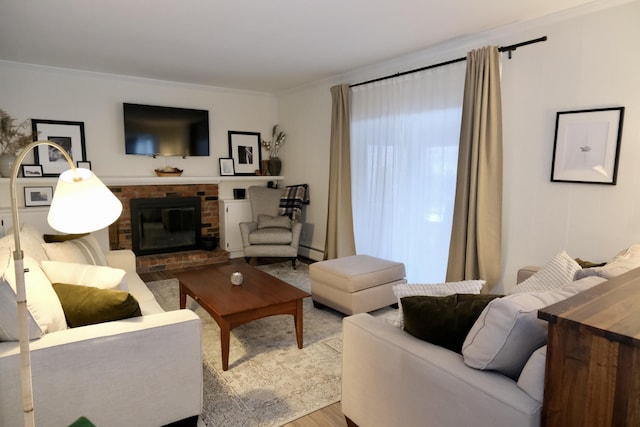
<box><xmin>131</xmin><ymin>197</ymin><xmax>201</xmax><ymax>256</ymax></box>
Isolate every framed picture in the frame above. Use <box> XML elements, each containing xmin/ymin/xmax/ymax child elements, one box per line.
<box><xmin>77</xmin><ymin>161</ymin><xmax>92</xmax><ymax>170</ymax></box>
<box><xmin>219</xmin><ymin>157</ymin><xmax>235</xmax><ymax>176</ymax></box>
<box><xmin>228</xmin><ymin>131</ymin><xmax>262</xmax><ymax>176</ymax></box>
<box><xmin>32</xmin><ymin>119</ymin><xmax>87</xmax><ymax>177</ymax></box>
<box><xmin>24</xmin><ymin>186</ymin><xmax>53</xmax><ymax>207</ymax></box>
<box><xmin>551</xmin><ymin>107</ymin><xmax>625</xmax><ymax>185</ymax></box>
<box><xmin>21</xmin><ymin>164</ymin><xmax>43</xmax><ymax>178</ymax></box>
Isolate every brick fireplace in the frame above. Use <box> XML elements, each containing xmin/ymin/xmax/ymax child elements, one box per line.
<box><xmin>108</xmin><ymin>183</ymin><xmax>228</xmax><ymax>273</ymax></box>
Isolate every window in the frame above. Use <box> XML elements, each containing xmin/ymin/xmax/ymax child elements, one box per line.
<box><xmin>350</xmin><ymin>64</ymin><xmax>465</xmax><ymax>283</ymax></box>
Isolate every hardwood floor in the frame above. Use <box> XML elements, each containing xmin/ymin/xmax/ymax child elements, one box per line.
<box><xmin>142</xmin><ymin>256</ymin><xmax>346</xmax><ymax>426</ymax></box>
<box><xmin>283</xmin><ymin>402</ymin><xmax>347</xmax><ymax>427</ymax></box>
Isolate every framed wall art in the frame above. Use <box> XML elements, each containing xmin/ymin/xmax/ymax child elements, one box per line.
<box><xmin>21</xmin><ymin>164</ymin><xmax>43</xmax><ymax>178</ymax></box>
<box><xmin>77</xmin><ymin>161</ymin><xmax>92</xmax><ymax>170</ymax></box>
<box><xmin>550</xmin><ymin>106</ymin><xmax>625</xmax><ymax>185</ymax></box>
<box><xmin>32</xmin><ymin>119</ymin><xmax>87</xmax><ymax>176</ymax></box>
<box><xmin>228</xmin><ymin>131</ymin><xmax>262</xmax><ymax>176</ymax></box>
<box><xmin>24</xmin><ymin>186</ymin><xmax>53</xmax><ymax>207</ymax></box>
<box><xmin>219</xmin><ymin>157</ymin><xmax>235</xmax><ymax>176</ymax></box>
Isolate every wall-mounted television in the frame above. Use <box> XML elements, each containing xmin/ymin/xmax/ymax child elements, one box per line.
<box><xmin>123</xmin><ymin>103</ymin><xmax>210</xmax><ymax>157</ymax></box>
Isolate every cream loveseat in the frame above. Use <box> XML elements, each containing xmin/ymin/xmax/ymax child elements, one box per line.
<box><xmin>342</xmin><ymin>247</ymin><xmax>640</xmax><ymax>427</ymax></box>
<box><xmin>0</xmin><ymin>225</ymin><xmax>202</xmax><ymax>427</ymax></box>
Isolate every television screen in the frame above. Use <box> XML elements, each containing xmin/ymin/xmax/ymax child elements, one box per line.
<box><xmin>123</xmin><ymin>103</ymin><xmax>210</xmax><ymax>157</ymax></box>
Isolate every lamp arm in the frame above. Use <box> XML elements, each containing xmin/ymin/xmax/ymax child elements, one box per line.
<box><xmin>9</xmin><ymin>141</ymin><xmax>77</xmax><ymax>253</ymax></box>
<box><xmin>9</xmin><ymin>140</ymin><xmax>75</xmax><ymax>427</ymax></box>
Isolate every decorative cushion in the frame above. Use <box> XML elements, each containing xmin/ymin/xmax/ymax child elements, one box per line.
<box><xmin>574</xmin><ymin>258</ymin><xmax>606</xmax><ymax>269</ymax></box>
<box><xmin>574</xmin><ymin>268</ymin><xmax>604</xmax><ymax>280</ymax></box>
<box><xmin>42</xmin><ymin>234</ymin><xmax>107</xmax><ymax>266</ymax></box>
<box><xmin>43</xmin><ymin>233</ymin><xmax>89</xmax><ymax>243</ymax></box>
<box><xmin>462</xmin><ymin>275</ymin><xmax>605</xmax><ymax>378</ymax></box>
<box><xmin>0</xmin><ymin>224</ymin><xmax>49</xmax><ymax>263</ymax></box>
<box><xmin>0</xmin><ymin>278</ymin><xmax>41</xmax><ymax>341</ymax></box>
<box><xmin>401</xmin><ymin>293</ymin><xmax>501</xmax><ymax>353</ymax></box>
<box><xmin>257</xmin><ymin>214</ymin><xmax>291</xmax><ymax>230</ymax></box>
<box><xmin>509</xmin><ymin>251</ymin><xmax>580</xmax><ymax>294</ymax></box>
<box><xmin>582</xmin><ymin>244</ymin><xmax>640</xmax><ymax>279</ymax></box>
<box><xmin>41</xmin><ymin>261</ymin><xmax>128</xmax><ymax>291</ymax></box>
<box><xmin>0</xmin><ymin>248</ymin><xmax>67</xmax><ymax>340</ymax></box>
<box><xmin>248</xmin><ymin>228</ymin><xmax>293</xmax><ymax>245</ymax></box>
<box><xmin>392</xmin><ymin>280</ymin><xmax>486</xmax><ymax>328</ymax></box>
<box><xmin>52</xmin><ymin>283</ymin><xmax>142</xmax><ymax>328</ymax></box>
<box><xmin>517</xmin><ymin>345</ymin><xmax>547</xmax><ymax>403</ymax></box>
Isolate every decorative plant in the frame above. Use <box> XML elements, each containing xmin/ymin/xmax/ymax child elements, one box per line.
<box><xmin>261</xmin><ymin>125</ymin><xmax>287</xmax><ymax>158</ymax></box>
<box><xmin>0</xmin><ymin>109</ymin><xmax>34</xmax><ymax>155</ymax></box>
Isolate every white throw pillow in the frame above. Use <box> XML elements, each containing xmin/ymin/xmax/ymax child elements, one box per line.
<box><xmin>42</xmin><ymin>235</ymin><xmax>107</xmax><ymax>266</ymax></box>
<box><xmin>462</xmin><ymin>275</ymin><xmax>605</xmax><ymax>378</ymax></box>
<box><xmin>0</xmin><ymin>224</ymin><xmax>49</xmax><ymax>263</ymax></box>
<box><xmin>509</xmin><ymin>251</ymin><xmax>580</xmax><ymax>294</ymax></box>
<box><xmin>392</xmin><ymin>280</ymin><xmax>486</xmax><ymax>328</ymax></box>
<box><xmin>586</xmin><ymin>244</ymin><xmax>640</xmax><ymax>279</ymax></box>
<box><xmin>517</xmin><ymin>345</ymin><xmax>547</xmax><ymax>403</ymax></box>
<box><xmin>41</xmin><ymin>260</ymin><xmax>128</xmax><ymax>291</ymax></box>
<box><xmin>0</xmin><ymin>278</ymin><xmax>41</xmax><ymax>341</ymax></box>
<box><xmin>0</xmin><ymin>248</ymin><xmax>68</xmax><ymax>340</ymax></box>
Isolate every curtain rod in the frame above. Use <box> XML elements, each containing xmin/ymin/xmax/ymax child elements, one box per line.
<box><xmin>350</xmin><ymin>36</ymin><xmax>547</xmax><ymax>88</ymax></box>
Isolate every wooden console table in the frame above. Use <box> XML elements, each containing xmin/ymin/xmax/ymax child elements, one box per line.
<box><xmin>538</xmin><ymin>267</ymin><xmax>640</xmax><ymax>426</ymax></box>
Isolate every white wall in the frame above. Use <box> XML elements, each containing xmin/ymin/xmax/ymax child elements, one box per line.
<box><xmin>0</xmin><ymin>61</ymin><xmax>277</xmax><ymax>178</ymax></box>
<box><xmin>277</xmin><ymin>85</ymin><xmax>332</xmax><ymax>259</ymax></box>
<box><xmin>279</xmin><ymin>0</ymin><xmax>640</xmax><ymax>292</ymax></box>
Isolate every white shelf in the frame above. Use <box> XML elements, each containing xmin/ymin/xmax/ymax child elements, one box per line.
<box><xmin>0</xmin><ymin>175</ymin><xmax>284</xmax><ymax>186</ymax></box>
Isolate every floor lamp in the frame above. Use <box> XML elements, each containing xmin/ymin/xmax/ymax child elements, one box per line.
<box><xmin>10</xmin><ymin>141</ymin><xmax>123</xmax><ymax>427</ymax></box>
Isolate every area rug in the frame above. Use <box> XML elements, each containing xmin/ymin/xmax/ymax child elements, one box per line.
<box><xmin>147</xmin><ymin>262</ymin><xmax>396</xmax><ymax>427</ymax></box>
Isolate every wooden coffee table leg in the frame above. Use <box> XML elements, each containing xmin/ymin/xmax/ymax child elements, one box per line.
<box><xmin>220</xmin><ymin>320</ymin><xmax>231</xmax><ymax>371</ymax></box>
<box><xmin>179</xmin><ymin>283</ymin><xmax>186</xmax><ymax>309</ymax></box>
<box><xmin>295</xmin><ymin>299</ymin><xmax>304</xmax><ymax>349</ymax></box>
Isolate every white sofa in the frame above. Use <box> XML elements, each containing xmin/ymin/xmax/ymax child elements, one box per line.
<box><xmin>341</xmin><ymin>247</ymin><xmax>640</xmax><ymax>427</ymax></box>
<box><xmin>0</xmin><ymin>225</ymin><xmax>202</xmax><ymax>427</ymax></box>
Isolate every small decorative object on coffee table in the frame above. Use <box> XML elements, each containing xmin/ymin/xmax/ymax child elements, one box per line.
<box><xmin>230</xmin><ymin>272</ymin><xmax>243</xmax><ymax>285</ymax></box>
<box><xmin>175</xmin><ymin>263</ymin><xmax>310</xmax><ymax>370</ymax></box>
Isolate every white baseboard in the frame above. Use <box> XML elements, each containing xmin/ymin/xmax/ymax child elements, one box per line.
<box><xmin>298</xmin><ymin>245</ymin><xmax>324</xmax><ymax>261</ymax></box>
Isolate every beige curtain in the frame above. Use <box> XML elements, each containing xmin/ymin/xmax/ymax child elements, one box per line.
<box><xmin>446</xmin><ymin>46</ymin><xmax>503</xmax><ymax>289</ymax></box>
<box><xmin>323</xmin><ymin>84</ymin><xmax>356</xmax><ymax>259</ymax></box>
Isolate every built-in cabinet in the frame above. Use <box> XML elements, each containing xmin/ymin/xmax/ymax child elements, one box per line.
<box><xmin>219</xmin><ymin>199</ymin><xmax>252</xmax><ymax>258</ymax></box>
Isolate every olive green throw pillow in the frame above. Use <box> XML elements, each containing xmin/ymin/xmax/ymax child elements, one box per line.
<box><xmin>52</xmin><ymin>283</ymin><xmax>141</xmax><ymax>328</ymax></box>
<box><xmin>43</xmin><ymin>233</ymin><xmax>89</xmax><ymax>243</ymax></box>
<box><xmin>401</xmin><ymin>293</ymin><xmax>502</xmax><ymax>353</ymax></box>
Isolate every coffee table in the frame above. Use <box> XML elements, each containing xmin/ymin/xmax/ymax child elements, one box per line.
<box><xmin>175</xmin><ymin>263</ymin><xmax>310</xmax><ymax>370</ymax></box>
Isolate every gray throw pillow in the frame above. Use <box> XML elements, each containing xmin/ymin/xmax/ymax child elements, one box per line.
<box><xmin>257</xmin><ymin>214</ymin><xmax>291</xmax><ymax>230</ymax></box>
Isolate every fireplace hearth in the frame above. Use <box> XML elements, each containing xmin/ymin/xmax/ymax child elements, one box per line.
<box><xmin>130</xmin><ymin>197</ymin><xmax>201</xmax><ymax>256</ymax></box>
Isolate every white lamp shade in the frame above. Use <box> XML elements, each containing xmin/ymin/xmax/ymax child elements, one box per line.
<box><xmin>47</xmin><ymin>168</ymin><xmax>123</xmax><ymax>234</ymax></box>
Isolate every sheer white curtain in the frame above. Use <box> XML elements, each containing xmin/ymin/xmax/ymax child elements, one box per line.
<box><xmin>351</xmin><ymin>63</ymin><xmax>465</xmax><ymax>283</ymax></box>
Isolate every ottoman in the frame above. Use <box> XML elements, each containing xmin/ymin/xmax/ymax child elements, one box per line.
<box><xmin>310</xmin><ymin>254</ymin><xmax>406</xmax><ymax>315</ymax></box>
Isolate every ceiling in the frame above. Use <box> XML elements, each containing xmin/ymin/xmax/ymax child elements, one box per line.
<box><xmin>0</xmin><ymin>0</ymin><xmax>601</xmax><ymax>93</ymax></box>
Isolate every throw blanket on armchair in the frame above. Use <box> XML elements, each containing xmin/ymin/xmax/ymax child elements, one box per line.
<box><xmin>279</xmin><ymin>184</ymin><xmax>309</xmax><ymax>221</ymax></box>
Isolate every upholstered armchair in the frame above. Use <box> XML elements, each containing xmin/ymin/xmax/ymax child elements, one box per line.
<box><xmin>239</xmin><ymin>186</ymin><xmax>302</xmax><ymax>268</ymax></box>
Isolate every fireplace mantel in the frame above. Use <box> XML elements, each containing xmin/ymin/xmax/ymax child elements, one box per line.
<box><xmin>101</xmin><ymin>175</ymin><xmax>283</xmax><ymax>186</ymax></box>
<box><xmin>2</xmin><ymin>175</ymin><xmax>283</xmax><ymax>187</ymax></box>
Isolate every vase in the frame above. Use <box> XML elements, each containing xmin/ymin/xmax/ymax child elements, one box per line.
<box><xmin>0</xmin><ymin>153</ymin><xmax>17</xmax><ymax>178</ymax></box>
<box><xmin>268</xmin><ymin>157</ymin><xmax>282</xmax><ymax>176</ymax></box>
